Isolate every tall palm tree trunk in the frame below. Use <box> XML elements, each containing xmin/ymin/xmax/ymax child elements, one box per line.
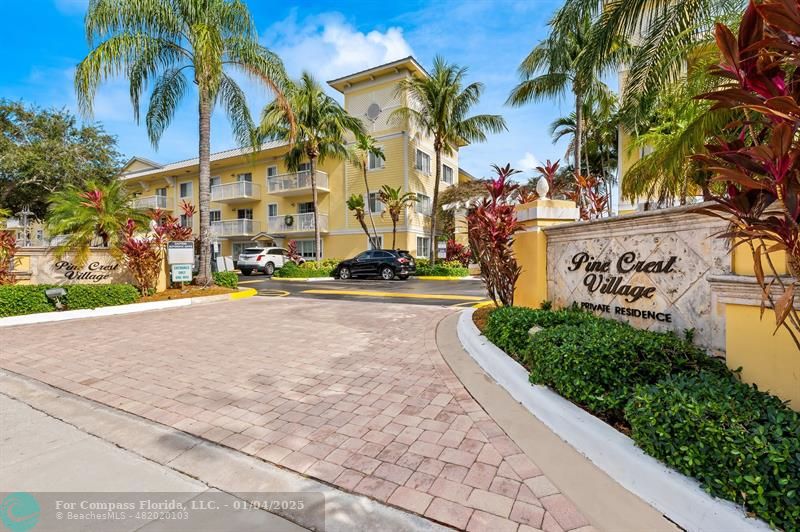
<box><xmin>197</xmin><ymin>91</ymin><xmax>212</xmax><ymax>285</ymax></box>
<box><xmin>574</xmin><ymin>90</ymin><xmax>583</xmax><ymax>177</ymax></box>
<box><xmin>391</xmin><ymin>217</ymin><xmax>397</xmax><ymax>248</ymax></box>
<box><xmin>363</xmin><ymin>166</ymin><xmax>379</xmax><ymax>247</ymax></box>
<box><xmin>430</xmin><ymin>145</ymin><xmax>442</xmax><ymax>264</ymax></box>
<box><xmin>310</xmin><ymin>157</ymin><xmax>321</xmax><ymax>263</ymax></box>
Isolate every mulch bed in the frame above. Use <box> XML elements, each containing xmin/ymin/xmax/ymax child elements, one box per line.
<box><xmin>139</xmin><ymin>286</ymin><xmax>235</xmax><ymax>302</ymax></box>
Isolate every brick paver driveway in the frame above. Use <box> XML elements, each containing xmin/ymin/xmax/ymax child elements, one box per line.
<box><xmin>2</xmin><ymin>298</ymin><xmax>589</xmax><ymax>531</ymax></box>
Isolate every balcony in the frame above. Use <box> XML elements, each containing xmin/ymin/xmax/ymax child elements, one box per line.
<box><xmin>268</xmin><ymin>213</ymin><xmax>328</xmax><ymax>235</ymax></box>
<box><xmin>211</xmin><ymin>181</ymin><xmax>261</xmax><ymax>204</ymax></box>
<box><xmin>133</xmin><ymin>195</ymin><xmax>170</xmax><ymax>211</ymax></box>
<box><xmin>210</xmin><ymin>219</ymin><xmax>261</xmax><ymax>238</ymax></box>
<box><xmin>267</xmin><ymin>171</ymin><xmax>329</xmax><ymax>197</ymax></box>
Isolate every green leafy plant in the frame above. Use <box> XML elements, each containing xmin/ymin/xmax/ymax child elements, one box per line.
<box><xmin>526</xmin><ymin>320</ymin><xmax>724</xmax><ymax>422</ymax></box>
<box><xmin>414</xmin><ymin>259</ymin><xmax>468</xmax><ymax>277</ymax></box>
<box><xmin>212</xmin><ymin>271</ymin><xmax>238</xmax><ymax>289</ymax></box>
<box><xmin>273</xmin><ymin>260</ymin><xmax>339</xmax><ymax>278</ymax></box>
<box><xmin>0</xmin><ymin>284</ymin><xmax>139</xmax><ymax>317</ymax></box>
<box><xmin>626</xmin><ymin>371</ymin><xmax>800</xmax><ymax>529</ymax></box>
<box><xmin>377</xmin><ymin>185</ymin><xmax>417</xmax><ymax>249</ymax></box>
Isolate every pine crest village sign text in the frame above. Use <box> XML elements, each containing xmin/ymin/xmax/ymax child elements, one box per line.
<box><xmin>568</xmin><ymin>251</ymin><xmax>678</xmax><ymax>323</ymax></box>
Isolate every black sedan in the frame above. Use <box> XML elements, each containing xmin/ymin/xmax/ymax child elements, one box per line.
<box><xmin>332</xmin><ymin>249</ymin><xmax>416</xmax><ymax>280</ymax></box>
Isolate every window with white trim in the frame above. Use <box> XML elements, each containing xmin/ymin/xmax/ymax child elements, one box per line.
<box><xmin>180</xmin><ymin>213</ymin><xmax>193</xmax><ymax>228</ymax></box>
<box><xmin>210</xmin><ymin>210</ymin><xmax>221</xmax><ymax>223</ymax></box>
<box><xmin>416</xmin><ymin>193</ymin><xmax>431</xmax><ymax>215</ymax></box>
<box><xmin>210</xmin><ymin>176</ymin><xmax>221</xmax><ymax>188</ymax></box>
<box><xmin>297</xmin><ymin>202</ymin><xmax>314</xmax><ymax>214</ymax></box>
<box><xmin>267</xmin><ymin>166</ymin><xmax>278</xmax><ymax>177</ymax></box>
<box><xmin>237</xmin><ymin>172</ymin><xmax>252</xmax><ymax>182</ymax></box>
<box><xmin>416</xmin><ymin>236</ymin><xmax>431</xmax><ymax>259</ymax></box>
<box><xmin>237</xmin><ymin>208</ymin><xmax>253</xmax><ymax>220</ymax></box>
<box><xmin>415</xmin><ymin>149</ymin><xmax>431</xmax><ymax>175</ymax></box>
<box><xmin>268</xmin><ymin>203</ymin><xmax>278</xmax><ymax>217</ymax></box>
<box><xmin>368</xmin><ymin>192</ymin><xmax>383</xmax><ymax>214</ymax></box>
<box><xmin>179</xmin><ymin>181</ymin><xmax>193</xmax><ymax>198</ymax></box>
<box><xmin>296</xmin><ymin>239</ymin><xmax>320</xmax><ymax>258</ymax></box>
<box><xmin>368</xmin><ymin>235</ymin><xmax>383</xmax><ymax>250</ymax></box>
<box><xmin>442</xmin><ymin>164</ymin><xmax>454</xmax><ymax>184</ymax></box>
<box><xmin>155</xmin><ymin>187</ymin><xmax>167</xmax><ymax>197</ymax></box>
<box><xmin>368</xmin><ymin>150</ymin><xmax>384</xmax><ymax>170</ymax></box>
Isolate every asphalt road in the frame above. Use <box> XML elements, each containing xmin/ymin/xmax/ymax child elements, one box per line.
<box><xmin>236</xmin><ymin>273</ymin><xmax>489</xmax><ymax>307</ymax></box>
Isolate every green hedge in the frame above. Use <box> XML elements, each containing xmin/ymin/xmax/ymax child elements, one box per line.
<box><xmin>414</xmin><ymin>259</ymin><xmax>469</xmax><ymax>277</ymax></box>
<box><xmin>274</xmin><ymin>260</ymin><xmax>339</xmax><ymax>278</ymax></box>
<box><xmin>212</xmin><ymin>271</ymin><xmax>238</xmax><ymax>289</ymax></box>
<box><xmin>627</xmin><ymin>372</ymin><xmax>800</xmax><ymax>529</ymax></box>
<box><xmin>484</xmin><ymin>306</ymin><xmax>599</xmax><ymax>359</ymax></box>
<box><xmin>0</xmin><ymin>284</ymin><xmax>140</xmax><ymax>317</ymax></box>
<box><xmin>526</xmin><ymin>320</ymin><xmax>723</xmax><ymax>420</ymax></box>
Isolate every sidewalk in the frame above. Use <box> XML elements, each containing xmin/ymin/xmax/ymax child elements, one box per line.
<box><xmin>0</xmin><ymin>394</ymin><xmax>306</xmax><ymax>532</ymax></box>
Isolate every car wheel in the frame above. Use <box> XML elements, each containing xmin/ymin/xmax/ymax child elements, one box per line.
<box><xmin>380</xmin><ymin>266</ymin><xmax>395</xmax><ymax>280</ymax></box>
<box><xmin>264</xmin><ymin>262</ymin><xmax>275</xmax><ymax>276</ymax></box>
<box><xmin>240</xmin><ymin>269</ymin><xmax>252</xmax><ymax>276</ymax></box>
<box><xmin>339</xmin><ymin>267</ymin><xmax>351</xmax><ymax>280</ymax></box>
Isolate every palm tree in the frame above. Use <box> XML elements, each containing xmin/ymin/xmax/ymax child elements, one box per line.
<box><xmin>74</xmin><ymin>0</ymin><xmax>291</xmax><ymax>285</ymax></box>
<box><xmin>345</xmin><ymin>194</ymin><xmax>374</xmax><ymax>245</ymax></box>
<box><xmin>507</xmin><ymin>11</ymin><xmax>617</xmax><ymax>178</ymax></box>
<box><xmin>259</xmin><ymin>72</ymin><xmax>364</xmax><ymax>262</ymax></box>
<box><xmin>46</xmin><ymin>179</ymin><xmax>147</xmax><ymax>266</ymax></box>
<box><xmin>393</xmin><ymin>56</ymin><xmax>506</xmax><ymax>264</ymax></box>
<box><xmin>378</xmin><ymin>185</ymin><xmax>417</xmax><ymax>249</ymax></box>
<box><xmin>351</xmin><ymin>134</ymin><xmax>383</xmax><ymax>248</ymax></box>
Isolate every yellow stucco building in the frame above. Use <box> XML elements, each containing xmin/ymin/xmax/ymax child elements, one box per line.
<box><xmin>120</xmin><ymin>57</ymin><xmax>469</xmax><ymax>261</ymax></box>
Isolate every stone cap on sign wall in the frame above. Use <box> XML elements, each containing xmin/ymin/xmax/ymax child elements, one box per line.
<box><xmin>544</xmin><ymin>202</ymin><xmax>731</xmax><ymax>242</ymax></box>
<box><xmin>709</xmin><ymin>274</ymin><xmax>800</xmax><ymax>309</ymax></box>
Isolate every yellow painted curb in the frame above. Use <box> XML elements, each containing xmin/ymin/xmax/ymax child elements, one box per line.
<box><xmin>273</xmin><ymin>277</ymin><xmax>332</xmax><ymax>282</ymax></box>
<box><xmin>415</xmin><ymin>276</ymin><xmax>472</xmax><ymax>281</ymax></box>
<box><xmin>229</xmin><ymin>287</ymin><xmax>257</xmax><ymax>300</ymax></box>
<box><xmin>301</xmin><ymin>289</ymin><xmax>484</xmax><ymax>301</ymax></box>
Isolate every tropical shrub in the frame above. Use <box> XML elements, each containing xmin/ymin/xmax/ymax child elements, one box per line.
<box><xmin>697</xmin><ymin>2</ymin><xmax>800</xmax><ymax>348</ymax></box>
<box><xmin>0</xmin><ymin>230</ymin><xmax>18</xmax><ymax>285</ymax></box>
<box><xmin>467</xmin><ymin>164</ymin><xmax>525</xmax><ymax>306</ymax></box>
<box><xmin>274</xmin><ymin>260</ymin><xmax>338</xmax><ymax>278</ymax></box>
<box><xmin>414</xmin><ymin>259</ymin><xmax>468</xmax><ymax>277</ymax></box>
<box><xmin>484</xmin><ymin>306</ymin><xmax>599</xmax><ymax>358</ymax></box>
<box><xmin>627</xmin><ymin>371</ymin><xmax>800</xmax><ymax>529</ymax></box>
<box><xmin>0</xmin><ymin>284</ymin><xmax>139</xmax><ymax>317</ymax></box>
<box><xmin>526</xmin><ymin>320</ymin><xmax>723</xmax><ymax>421</ymax></box>
<box><xmin>445</xmin><ymin>239</ymin><xmax>471</xmax><ymax>266</ymax></box>
<box><xmin>212</xmin><ymin>271</ymin><xmax>238</xmax><ymax>289</ymax></box>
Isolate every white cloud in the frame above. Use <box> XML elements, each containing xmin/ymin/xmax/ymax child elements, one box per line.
<box><xmin>263</xmin><ymin>12</ymin><xmax>414</xmax><ymax>84</ymax></box>
<box><xmin>518</xmin><ymin>152</ymin><xmax>541</xmax><ymax>172</ymax></box>
<box><xmin>54</xmin><ymin>0</ymin><xmax>88</xmax><ymax>15</ymax></box>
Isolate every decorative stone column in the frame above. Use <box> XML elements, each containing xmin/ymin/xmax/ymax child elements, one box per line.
<box><xmin>512</xmin><ymin>199</ymin><xmax>579</xmax><ymax>308</ymax></box>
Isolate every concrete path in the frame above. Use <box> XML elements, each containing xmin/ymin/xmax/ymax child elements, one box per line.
<box><xmin>1</xmin><ymin>298</ymin><xmax>591</xmax><ymax>530</ymax></box>
<box><xmin>0</xmin><ymin>393</ymin><xmax>306</xmax><ymax>532</ymax></box>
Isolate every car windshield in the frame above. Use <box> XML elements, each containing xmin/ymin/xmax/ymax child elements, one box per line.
<box><xmin>242</xmin><ymin>248</ymin><xmax>264</xmax><ymax>254</ymax></box>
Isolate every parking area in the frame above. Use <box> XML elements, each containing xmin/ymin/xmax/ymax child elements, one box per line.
<box><xmin>238</xmin><ymin>275</ymin><xmax>490</xmax><ymax>307</ymax></box>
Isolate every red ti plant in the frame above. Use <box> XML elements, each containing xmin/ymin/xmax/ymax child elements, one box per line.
<box><xmin>534</xmin><ymin>159</ymin><xmax>561</xmax><ymax>199</ymax></box>
<box><xmin>445</xmin><ymin>239</ymin><xmax>472</xmax><ymax>267</ymax></box>
<box><xmin>568</xmin><ymin>174</ymin><xmax>608</xmax><ymax>220</ymax></box>
<box><xmin>467</xmin><ymin>164</ymin><xmax>525</xmax><ymax>306</ymax></box>
<box><xmin>696</xmin><ymin>0</ymin><xmax>800</xmax><ymax>347</ymax></box>
<box><xmin>0</xmin><ymin>230</ymin><xmax>18</xmax><ymax>285</ymax></box>
<box><xmin>286</xmin><ymin>239</ymin><xmax>303</xmax><ymax>264</ymax></box>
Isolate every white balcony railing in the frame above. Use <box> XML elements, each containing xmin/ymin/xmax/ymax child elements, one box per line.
<box><xmin>133</xmin><ymin>195</ymin><xmax>169</xmax><ymax>210</ymax></box>
<box><xmin>267</xmin><ymin>171</ymin><xmax>329</xmax><ymax>194</ymax></box>
<box><xmin>211</xmin><ymin>181</ymin><xmax>260</xmax><ymax>202</ymax></box>
<box><xmin>210</xmin><ymin>219</ymin><xmax>261</xmax><ymax>238</ymax></box>
<box><xmin>268</xmin><ymin>213</ymin><xmax>328</xmax><ymax>233</ymax></box>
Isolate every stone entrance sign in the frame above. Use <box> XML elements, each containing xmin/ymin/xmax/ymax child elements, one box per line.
<box><xmin>14</xmin><ymin>247</ymin><xmax>132</xmax><ymax>286</ymax></box>
<box><xmin>544</xmin><ymin>204</ymin><xmax>731</xmax><ymax>353</ymax></box>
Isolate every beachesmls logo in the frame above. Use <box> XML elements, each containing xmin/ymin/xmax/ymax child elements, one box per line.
<box><xmin>0</xmin><ymin>493</ymin><xmax>40</xmax><ymax>531</ymax></box>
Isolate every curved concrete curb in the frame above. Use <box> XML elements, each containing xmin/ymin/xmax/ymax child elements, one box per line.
<box><xmin>456</xmin><ymin>309</ymin><xmax>769</xmax><ymax>532</ymax></box>
<box><xmin>0</xmin><ymin>287</ymin><xmax>256</xmax><ymax>328</ymax></box>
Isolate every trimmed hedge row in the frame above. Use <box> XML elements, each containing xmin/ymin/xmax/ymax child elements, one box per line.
<box><xmin>414</xmin><ymin>259</ymin><xmax>469</xmax><ymax>277</ymax></box>
<box><xmin>212</xmin><ymin>271</ymin><xmax>238</xmax><ymax>289</ymax></box>
<box><xmin>274</xmin><ymin>260</ymin><xmax>339</xmax><ymax>278</ymax></box>
<box><xmin>0</xmin><ymin>284</ymin><xmax>140</xmax><ymax>317</ymax></box>
<box><xmin>484</xmin><ymin>305</ymin><xmax>799</xmax><ymax>529</ymax></box>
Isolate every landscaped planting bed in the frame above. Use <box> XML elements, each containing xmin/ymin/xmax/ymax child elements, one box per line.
<box><xmin>413</xmin><ymin>258</ymin><xmax>469</xmax><ymax>277</ymax></box>
<box><xmin>0</xmin><ymin>284</ymin><xmax>139</xmax><ymax>317</ymax></box>
<box><xmin>478</xmin><ymin>305</ymin><xmax>800</xmax><ymax>530</ymax></box>
<box><xmin>273</xmin><ymin>260</ymin><xmax>339</xmax><ymax>278</ymax></box>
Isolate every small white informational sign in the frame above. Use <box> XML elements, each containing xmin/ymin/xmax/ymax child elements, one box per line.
<box><xmin>437</xmin><ymin>241</ymin><xmax>447</xmax><ymax>259</ymax></box>
<box><xmin>171</xmin><ymin>263</ymin><xmax>192</xmax><ymax>282</ymax></box>
<box><xmin>167</xmin><ymin>241</ymin><xmax>194</xmax><ymax>265</ymax></box>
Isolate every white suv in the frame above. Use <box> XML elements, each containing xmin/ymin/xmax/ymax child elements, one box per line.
<box><xmin>237</xmin><ymin>247</ymin><xmax>296</xmax><ymax>276</ymax></box>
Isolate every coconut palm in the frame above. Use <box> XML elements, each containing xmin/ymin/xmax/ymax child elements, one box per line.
<box><xmin>393</xmin><ymin>56</ymin><xmax>506</xmax><ymax>264</ymax></box>
<box><xmin>351</xmin><ymin>134</ymin><xmax>384</xmax><ymax>248</ymax></box>
<box><xmin>46</xmin><ymin>179</ymin><xmax>147</xmax><ymax>266</ymax></box>
<box><xmin>74</xmin><ymin>0</ymin><xmax>291</xmax><ymax>284</ymax></box>
<box><xmin>345</xmin><ymin>194</ymin><xmax>375</xmax><ymax>246</ymax></box>
<box><xmin>259</xmin><ymin>72</ymin><xmax>364</xmax><ymax>262</ymax></box>
<box><xmin>377</xmin><ymin>185</ymin><xmax>417</xmax><ymax>249</ymax></box>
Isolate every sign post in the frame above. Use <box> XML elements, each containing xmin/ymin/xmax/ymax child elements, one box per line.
<box><xmin>167</xmin><ymin>241</ymin><xmax>194</xmax><ymax>286</ymax></box>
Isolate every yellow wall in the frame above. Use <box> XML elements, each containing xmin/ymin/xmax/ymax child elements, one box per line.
<box><xmin>726</xmin><ymin>304</ymin><xmax>800</xmax><ymax>409</ymax></box>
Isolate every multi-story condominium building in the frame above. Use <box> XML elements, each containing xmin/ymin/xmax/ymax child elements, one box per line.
<box><xmin>120</xmin><ymin>57</ymin><xmax>470</xmax><ymax>261</ymax></box>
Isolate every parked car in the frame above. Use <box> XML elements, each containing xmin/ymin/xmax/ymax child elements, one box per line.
<box><xmin>332</xmin><ymin>249</ymin><xmax>416</xmax><ymax>280</ymax></box>
<box><xmin>237</xmin><ymin>247</ymin><xmax>298</xmax><ymax>276</ymax></box>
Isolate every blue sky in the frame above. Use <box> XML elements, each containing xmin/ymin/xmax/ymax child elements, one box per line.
<box><xmin>0</xmin><ymin>0</ymin><xmax>608</xmax><ymax>181</ymax></box>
